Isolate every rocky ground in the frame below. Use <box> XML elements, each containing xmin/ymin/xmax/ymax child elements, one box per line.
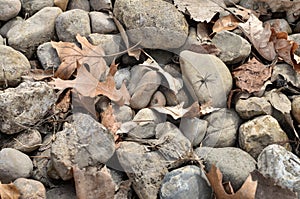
<box><xmin>0</xmin><ymin>0</ymin><xmax>300</xmax><ymax>198</ymax></box>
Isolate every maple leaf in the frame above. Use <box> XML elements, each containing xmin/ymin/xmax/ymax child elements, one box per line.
<box><xmin>52</xmin><ymin>34</ymin><xmax>107</xmax><ymax>80</ymax></box>
<box><xmin>0</xmin><ymin>182</ymin><xmax>20</xmax><ymax>199</ymax></box>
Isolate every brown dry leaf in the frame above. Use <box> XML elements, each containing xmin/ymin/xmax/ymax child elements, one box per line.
<box><xmin>22</xmin><ymin>69</ymin><xmax>54</xmax><ymax>81</ymax></box>
<box><xmin>54</xmin><ymin>0</ymin><xmax>69</xmax><ymax>11</ymax></box>
<box><xmin>206</xmin><ymin>165</ymin><xmax>257</xmax><ymax>199</ymax></box>
<box><xmin>52</xmin><ymin>34</ymin><xmax>107</xmax><ymax>80</ymax></box>
<box><xmin>73</xmin><ymin>165</ymin><xmax>116</xmax><ymax>199</ymax></box>
<box><xmin>232</xmin><ymin>57</ymin><xmax>272</xmax><ymax>93</ymax></box>
<box><xmin>188</xmin><ymin>43</ymin><xmax>221</xmax><ymax>56</ymax></box>
<box><xmin>174</xmin><ymin>0</ymin><xmax>226</xmax><ymax>22</ymax></box>
<box><xmin>0</xmin><ymin>182</ymin><xmax>20</xmax><ymax>199</ymax></box>
<box><xmin>213</xmin><ymin>14</ymin><xmax>240</xmax><ymax>33</ymax></box>
<box><xmin>54</xmin><ymin>89</ymin><xmax>71</xmax><ymax>115</ymax></box>
<box><xmin>100</xmin><ymin>104</ymin><xmax>121</xmax><ymax>141</ymax></box>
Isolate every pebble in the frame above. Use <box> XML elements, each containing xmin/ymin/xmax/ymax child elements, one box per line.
<box><xmin>46</xmin><ymin>184</ymin><xmax>76</xmax><ymax>199</ymax></box>
<box><xmin>265</xmin><ymin>18</ymin><xmax>292</xmax><ymax>34</ymax></box>
<box><xmin>195</xmin><ymin>147</ymin><xmax>256</xmax><ymax>190</ymax></box>
<box><xmin>150</xmin><ymin>91</ymin><xmax>167</xmax><ymax>107</ymax></box>
<box><xmin>114</xmin><ymin>68</ymin><xmax>131</xmax><ymax>89</ymax></box>
<box><xmin>257</xmin><ymin>144</ymin><xmax>300</xmax><ymax>195</ymax></box>
<box><xmin>180</xmin><ymin>50</ymin><xmax>233</xmax><ymax>108</ymax></box>
<box><xmin>51</xmin><ymin>113</ymin><xmax>115</xmax><ymax>180</ymax></box>
<box><xmin>7</xmin><ymin>7</ymin><xmax>62</xmax><ymax>58</ymax></box>
<box><xmin>55</xmin><ymin>9</ymin><xmax>90</xmax><ymax>42</ymax></box>
<box><xmin>37</xmin><ymin>42</ymin><xmax>61</xmax><ymax>70</ymax></box>
<box><xmin>159</xmin><ymin>165</ymin><xmax>213</xmax><ymax>199</ymax></box>
<box><xmin>21</xmin><ymin>0</ymin><xmax>54</xmax><ymax>16</ymax></box>
<box><xmin>113</xmin><ymin>0</ymin><xmax>188</xmax><ymax>49</ymax></box>
<box><xmin>89</xmin><ymin>11</ymin><xmax>117</xmax><ymax>34</ymax></box>
<box><xmin>0</xmin><ymin>0</ymin><xmax>21</xmax><ymax>21</ymax></box>
<box><xmin>90</xmin><ymin>0</ymin><xmax>112</xmax><ymax>11</ymax></box>
<box><xmin>132</xmin><ymin>108</ymin><xmax>166</xmax><ymax>126</ymax></box>
<box><xmin>14</xmin><ymin>178</ymin><xmax>46</xmax><ymax>199</ymax></box>
<box><xmin>239</xmin><ymin>115</ymin><xmax>291</xmax><ymax>159</ymax></box>
<box><xmin>0</xmin><ymin>81</ymin><xmax>57</xmax><ymax>134</ymax></box>
<box><xmin>292</xmin><ymin>96</ymin><xmax>300</xmax><ymax>124</ymax></box>
<box><xmin>67</xmin><ymin>0</ymin><xmax>90</xmax><ymax>11</ymax></box>
<box><xmin>0</xmin><ymin>16</ymin><xmax>24</xmax><ymax>38</ymax></box>
<box><xmin>127</xmin><ymin>123</ymin><xmax>156</xmax><ymax>139</ymax></box>
<box><xmin>112</xmin><ymin>104</ymin><xmax>134</xmax><ymax>123</ymax></box>
<box><xmin>0</xmin><ymin>45</ymin><xmax>30</xmax><ymax>87</ymax></box>
<box><xmin>0</xmin><ymin>148</ymin><xmax>33</xmax><ymax>183</ymax></box>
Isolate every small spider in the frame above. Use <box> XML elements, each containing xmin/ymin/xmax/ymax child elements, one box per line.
<box><xmin>194</xmin><ymin>72</ymin><xmax>215</xmax><ymax>91</ymax></box>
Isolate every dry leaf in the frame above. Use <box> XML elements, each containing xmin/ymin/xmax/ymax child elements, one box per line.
<box><xmin>52</xmin><ymin>34</ymin><xmax>107</xmax><ymax>80</ymax></box>
<box><xmin>0</xmin><ymin>182</ymin><xmax>20</xmax><ymax>199</ymax></box>
<box><xmin>188</xmin><ymin>43</ymin><xmax>221</xmax><ymax>56</ymax></box>
<box><xmin>232</xmin><ymin>57</ymin><xmax>272</xmax><ymax>93</ymax></box>
<box><xmin>54</xmin><ymin>0</ymin><xmax>69</xmax><ymax>11</ymax></box>
<box><xmin>100</xmin><ymin>104</ymin><xmax>121</xmax><ymax>141</ymax></box>
<box><xmin>54</xmin><ymin>89</ymin><xmax>71</xmax><ymax>115</ymax></box>
<box><xmin>206</xmin><ymin>164</ymin><xmax>257</xmax><ymax>199</ymax></box>
<box><xmin>213</xmin><ymin>14</ymin><xmax>240</xmax><ymax>33</ymax></box>
<box><xmin>73</xmin><ymin>165</ymin><xmax>116</xmax><ymax>199</ymax></box>
<box><xmin>22</xmin><ymin>69</ymin><xmax>54</xmax><ymax>81</ymax></box>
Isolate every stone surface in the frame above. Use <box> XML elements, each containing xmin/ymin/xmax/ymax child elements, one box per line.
<box><xmin>51</xmin><ymin>113</ymin><xmax>115</xmax><ymax>180</ymax></box>
<box><xmin>235</xmin><ymin>97</ymin><xmax>273</xmax><ymax>119</ymax></box>
<box><xmin>195</xmin><ymin>147</ymin><xmax>256</xmax><ymax>190</ymax></box>
<box><xmin>212</xmin><ymin>30</ymin><xmax>251</xmax><ymax>64</ymax></box>
<box><xmin>37</xmin><ymin>42</ymin><xmax>61</xmax><ymax>70</ymax></box>
<box><xmin>202</xmin><ymin>108</ymin><xmax>241</xmax><ymax>147</ymax></box>
<box><xmin>0</xmin><ymin>35</ymin><xmax>3</xmax><ymax>45</ymax></box>
<box><xmin>0</xmin><ymin>16</ymin><xmax>24</xmax><ymax>38</ymax></box>
<box><xmin>21</xmin><ymin>0</ymin><xmax>54</xmax><ymax>16</ymax></box>
<box><xmin>132</xmin><ymin>108</ymin><xmax>166</xmax><ymax>126</ymax></box>
<box><xmin>113</xmin><ymin>104</ymin><xmax>134</xmax><ymax>123</ymax></box>
<box><xmin>113</xmin><ymin>0</ymin><xmax>188</xmax><ymax>49</ymax></box>
<box><xmin>265</xmin><ymin>18</ymin><xmax>292</xmax><ymax>34</ymax></box>
<box><xmin>0</xmin><ymin>45</ymin><xmax>31</xmax><ymax>87</ymax></box>
<box><xmin>67</xmin><ymin>0</ymin><xmax>90</xmax><ymax>11</ymax></box>
<box><xmin>288</xmin><ymin>34</ymin><xmax>300</xmax><ymax>56</ymax></box>
<box><xmin>14</xmin><ymin>178</ymin><xmax>46</xmax><ymax>199</ymax></box>
<box><xmin>0</xmin><ymin>148</ymin><xmax>33</xmax><ymax>183</ymax></box>
<box><xmin>89</xmin><ymin>11</ymin><xmax>117</xmax><ymax>34</ymax></box>
<box><xmin>90</xmin><ymin>0</ymin><xmax>112</xmax><ymax>10</ymax></box>
<box><xmin>150</xmin><ymin>91</ymin><xmax>167</xmax><ymax>107</ymax></box>
<box><xmin>257</xmin><ymin>144</ymin><xmax>300</xmax><ymax>194</ymax></box>
<box><xmin>0</xmin><ymin>0</ymin><xmax>21</xmax><ymax>21</ymax></box>
<box><xmin>271</xmin><ymin>63</ymin><xmax>300</xmax><ymax>88</ymax></box>
<box><xmin>180</xmin><ymin>50</ymin><xmax>232</xmax><ymax>108</ymax></box>
<box><xmin>7</xmin><ymin>7</ymin><xmax>62</xmax><ymax>58</ymax></box>
<box><xmin>159</xmin><ymin>165</ymin><xmax>213</xmax><ymax>199</ymax></box>
<box><xmin>0</xmin><ymin>81</ymin><xmax>56</xmax><ymax>134</ymax></box>
<box><xmin>55</xmin><ymin>9</ymin><xmax>90</xmax><ymax>42</ymax></box>
<box><xmin>127</xmin><ymin>123</ymin><xmax>156</xmax><ymax>139</ymax></box>
<box><xmin>114</xmin><ymin>67</ymin><xmax>131</xmax><ymax>89</ymax></box>
<box><xmin>239</xmin><ymin>115</ymin><xmax>291</xmax><ymax>159</ymax></box>
<box><xmin>292</xmin><ymin>96</ymin><xmax>300</xmax><ymax>124</ymax></box>
<box><xmin>46</xmin><ymin>184</ymin><xmax>76</xmax><ymax>199</ymax></box>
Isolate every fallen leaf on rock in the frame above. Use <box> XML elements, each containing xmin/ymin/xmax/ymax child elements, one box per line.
<box><xmin>188</xmin><ymin>43</ymin><xmax>221</xmax><ymax>56</ymax></box>
<box><xmin>54</xmin><ymin>0</ymin><xmax>69</xmax><ymax>11</ymax></box>
<box><xmin>73</xmin><ymin>165</ymin><xmax>116</xmax><ymax>199</ymax></box>
<box><xmin>0</xmin><ymin>182</ymin><xmax>20</xmax><ymax>199</ymax></box>
<box><xmin>206</xmin><ymin>164</ymin><xmax>257</xmax><ymax>199</ymax></box>
<box><xmin>232</xmin><ymin>57</ymin><xmax>272</xmax><ymax>93</ymax></box>
<box><xmin>52</xmin><ymin>34</ymin><xmax>107</xmax><ymax>80</ymax></box>
<box><xmin>213</xmin><ymin>14</ymin><xmax>240</xmax><ymax>33</ymax></box>
<box><xmin>101</xmin><ymin>104</ymin><xmax>121</xmax><ymax>141</ymax></box>
<box><xmin>22</xmin><ymin>69</ymin><xmax>54</xmax><ymax>81</ymax></box>
<box><xmin>54</xmin><ymin>89</ymin><xmax>71</xmax><ymax>116</ymax></box>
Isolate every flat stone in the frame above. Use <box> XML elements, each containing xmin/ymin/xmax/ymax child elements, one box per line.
<box><xmin>239</xmin><ymin>115</ymin><xmax>291</xmax><ymax>159</ymax></box>
<box><xmin>14</xmin><ymin>178</ymin><xmax>46</xmax><ymax>199</ymax></box>
<box><xmin>0</xmin><ymin>0</ymin><xmax>21</xmax><ymax>21</ymax></box>
<box><xmin>21</xmin><ymin>0</ymin><xmax>54</xmax><ymax>16</ymax></box>
<box><xmin>112</xmin><ymin>104</ymin><xmax>134</xmax><ymax>123</ymax></box>
<box><xmin>113</xmin><ymin>0</ymin><xmax>188</xmax><ymax>49</ymax></box>
<box><xmin>0</xmin><ymin>148</ymin><xmax>33</xmax><ymax>183</ymax></box>
<box><xmin>90</xmin><ymin>0</ymin><xmax>112</xmax><ymax>10</ymax></box>
<box><xmin>37</xmin><ymin>42</ymin><xmax>61</xmax><ymax>70</ymax></box>
<box><xmin>0</xmin><ymin>16</ymin><xmax>24</xmax><ymax>38</ymax></box>
<box><xmin>67</xmin><ymin>0</ymin><xmax>90</xmax><ymax>11</ymax></box>
<box><xmin>292</xmin><ymin>96</ymin><xmax>300</xmax><ymax>124</ymax></box>
<box><xmin>7</xmin><ymin>7</ymin><xmax>62</xmax><ymax>58</ymax></box>
<box><xmin>127</xmin><ymin>123</ymin><xmax>156</xmax><ymax>139</ymax></box>
<box><xmin>89</xmin><ymin>12</ymin><xmax>117</xmax><ymax>34</ymax></box>
<box><xmin>133</xmin><ymin>108</ymin><xmax>166</xmax><ymax>126</ymax></box>
<box><xmin>0</xmin><ymin>45</ymin><xmax>30</xmax><ymax>87</ymax></box>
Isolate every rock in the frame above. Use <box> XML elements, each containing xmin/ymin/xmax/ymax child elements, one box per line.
<box><xmin>224</xmin><ymin>0</ymin><xmax>240</xmax><ymax>6</ymax></box>
<box><xmin>7</xmin><ymin>7</ymin><xmax>62</xmax><ymax>58</ymax></box>
<box><xmin>179</xmin><ymin>117</ymin><xmax>207</xmax><ymax>147</ymax></box>
<box><xmin>0</xmin><ymin>148</ymin><xmax>33</xmax><ymax>183</ymax></box>
<box><xmin>55</xmin><ymin>9</ymin><xmax>90</xmax><ymax>42</ymax></box>
<box><xmin>89</xmin><ymin>12</ymin><xmax>117</xmax><ymax>34</ymax></box>
<box><xmin>288</xmin><ymin>34</ymin><xmax>300</xmax><ymax>56</ymax></box>
<box><xmin>67</xmin><ymin>0</ymin><xmax>90</xmax><ymax>11</ymax></box>
<box><xmin>271</xmin><ymin>63</ymin><xmax>300</xmax><ymax>88</ymax></box>
<box><xmin>51</xmin><ymin>113</ymin><xmax>115</xmax><ymax>180</ymax></box>
<box><xmin>113</xmin><ymin>0</ymin><xmax>188</xmax><ymax>49</ymax></box>
<box><xmin>127</xmin><ymin>123</ymin><xmax>156</xmax><ymax>139</ymax></box>
<box><xmin>145</xmin><ymin>49</ymin><xmax>174</xmax><ymax>66</ymax></box>
<box><xmin>265</xmin><ymin>19</ymin><xmax>292</xmax><ymax>34</ymax></box>
<box><xmin>90</xmin><ymin>0</ymin><xmax>112</xmax><ymax>10</ymax></box>
<box><xmin>0</xmin><ymin>35</ymin><xmax>3</xmax><ymax>45</ymax></box>
<box><xmin>159</xmin><ymin>165</ymin><xmax>213</xmax><ymax>199</ymax></box>
<box><xmin>235</xmin><ymin>97</ymin><xmax>273</xmax><ymax>119</ymax></box>
<box><xmin>0</xmin><ymin>45</ymin><xmax>30</xmax><ymax>87</ymax></box>
<box><xmin>239</xmin><ymin>115</ymin><xmax>291</xmax><ymax>159</ymax></box>
<box><xmin>212</xmin><ymin>30</ymin><xmax>251</xmax><ymax>64</ymax></box>
<box><xmin>0</xmin><ymin>81</ymin><xmax>56</xmax><ymax>134</ymax></box>
<box><xmin>195</xmin><ymin>147</ymin><xmax>256</xmax><ymax>190</ymax></box>
<box><xmin>114</xmin><ymin>67</ymin><xmax>131</xmax><ymax>89</ymax></box>
<box><xmin>46</xmin><ymin>184</ymin><xmax>76</xmax><ymax>199</ymax></box>
<box><xmin>180</xmin><ymin>50</ymin><xmax>232</xmax><ymax>108</ymax></box>
<box><xmin>37</xmin><ymin>42</ymin><xmax>61</xmax><ymax>70</ymax></box>
<box><xmin>257</xmin><ymin>144</ymin><xmax>300</xmax><ymax>194</ymax></box>
<box><xmin>150</xmin><ymin>91</ymin><xmax>167</xmax><ymax>107</ymax></box>
<box><xmin>202</xmin><ymin>108</ymin><xmax>241</xmax><ymax>147</ymax></box>
<box><xmin>133</xmin><ymin>108</ymin><xmax>166</xmax><ymax>126</ymax></box>
<box><xmin>0</xmin><ymin>0</ymin><xmax>21</xmax><ymax>21</ymax></box>
<box><xmin>112</xmin><ymin>104</ymin><xmax>134</xmax><ymax>123</ymax></box>
<box><xmin>14</xmin><ymin>178</ymin><xmax>46</xmax><ymax>199</ymax></box>
<box><xmin>21</xmin><ymin>0</ymin><xmax>54</xmax><ymax>16</ymax></box>
<box><xmin>0</xmin><ymin>16</ymin><xmax>24</xmax><ymax>38</ymax></box>
<box><xmin>292</xmin><ymin>96</ymin><xmax>300</xmax><ymax>124</ymax></box>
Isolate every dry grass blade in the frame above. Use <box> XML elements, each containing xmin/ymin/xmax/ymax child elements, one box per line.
<box><xmin>0</xmin><ymin>182</ymin><xmax>20</xmax><ymax>199</ymax></box>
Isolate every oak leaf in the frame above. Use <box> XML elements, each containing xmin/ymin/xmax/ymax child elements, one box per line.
<box><xmin>0</xmin><ymin>182</ymin><xmax>20</xmax><ymax>199</ymax></box>
<box><xmin>213</xmin><ymin>14</ymin><xmax>240</xmax><ymax>33</ymax></box>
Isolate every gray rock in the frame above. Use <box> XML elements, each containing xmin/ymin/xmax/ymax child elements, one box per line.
<box><xmin>0</xmin><ymin>81</ymin><xmax>56</xmax><ymax>134</ymax></box>
<box><xmin>21</xmin><ymin>0</ymin><xmax>54</xmax><ymax>16</ymax></box>
<box><xmin>289</xmin><ymin>34</ymin><xmax>300</xmax><ymax>56</ymax></box>
<box><xmin>239</xmin><ymin>115</ymin><xmax>291</xmax><ymax>159</ymax></box>
<box><xmin>159</xmin><ymin>165</ymin><xmax>213</xmax><ymax>199</ymax></box>
<box><xmin>113</xmin><ymin>104</ymin><xmax>134</xmax><ymax>123</ymax></box>
<box><xmin>257</xmin><ymin>144</ymin><xmax>300</xmax><ymax>194</ymax></box>
<box><xmin>150</xmin><ymin>91</ymin><xmax>167</xmax><ymax>107</ymax></box>
<box><xmin>133</xmin><ymin>108</ymin><xmax>166</xmax><ymax>126</ymax></box>
<box><xmin>114</xmin><ymin>67</ymin><xmax>131</xmax><ymax>89</ymax></box>
<box><xmin>90</xmin><ymin>0</ymin><xmax>112</xmax><ymax>10</ymax></box>
<box><xmin>0</xmin><ymin>0</ymin><xmax>21</xmax><ymax>21</ymax></box>
<box><xmin>265</xmin><ymin>19</ymin><xmax>292</xmax><ymax>34</ymax></box>
<box><xmin>195</xmin><ymin>147</ymin><xmax>256</xmax><ymax>190</ymax></box>
<box><xmin>271</xmin><ymin>63</ymin><xmax>300</xmax><ymax>88</ymax></box>
<box><xmin>46</xmin><ymin>184</ymin><xmax>76</xmax><ymax>199</ymax></box>
<box><xmin>202</xmin><ymin>108</ymin><xmax>241</xmax><ymax>147</ymax></box>
<box><xmin>113</xmin><ymin>0</ymin><xmax>188</xmax><ymax>49</ymax></box>
<box><xmin>0</xmin><ymin>16</ymin><xmax>24</xmax><ymax>38</ymax></box>
<box><xmin>292</xmin><ymin>96</ymin><xmax>300</xmax><ymax>124</ymax></box>
<box><xmin>179</xmin><ymin>117</ymin><xmax>208</xmax><ymax>147</ymax></box>
<box><xmin>146</xmin><ymin>49</ymin><xmax>174</xmax><ymax>66</ymax></box>
<box><xmin>235</xmin><ymin>97</ymin><xmax>273</xmax><ymax>119</ymax></box>
<box><xmin>0</xmin><ymin>45</ymin><xmax>30</xmax><ymax>87</ymax></box>
<box><xmin>7</xmin><ymin>7</ymin><xmax>62</xmax><ymax>58</ymax></box>
<box><xmin>14</xmin><ymin>178</ymin><xmax>46</xmax><ymax>199</ymax></box>
<box><xmin>37</xmin><ymin>42</ymin><xmax>61</xmax><ymax>70</ymax></box>
<box><xmin>224</xmin><ymin>0</ymin><xmax>240</xmax><ymax>6</ymax></box>
<box><xmin>180</xmin><ymin>50</ymin><xmax>232</xmax><ymax>108</ymax></box>
<box><xmin>90</xmin><ymin>12</ymin><xmax>117</xmax><ymax>34</ymax></box>
<box><xmin>51</xmin><ymin>113</ymin><xmax>115</xmax><ymax>180</ymax></box>
<box><xmin>212</xmin><ymin>30</ymin><xmax>251</xmax><ymax>64</ymax></box>
<box><xmin>67</xmin><ymin>0</ymin><xmax>90</xmax><ymax>11</ymax></box>
<box><xmin>0</xmin><ymin>148</ymin><xmax>33</xmax><ymax>183</ymax></box>
<box><xmin>128</xmin><ymin>65</ymin><xmax>151</xmax><ymax>94</ymax></box>
<box><xmin>128</xmin><ymin>123</ymin><xmax>156</xmax><ymax>139</ymax></box>
<box><xmin>55</xmin><ymin>9</ymin><xmax>90</xmax><ymax>42</ymax></box>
